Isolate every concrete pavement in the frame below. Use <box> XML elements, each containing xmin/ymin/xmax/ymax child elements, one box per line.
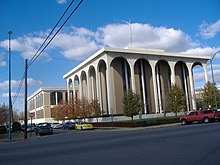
<box><xmin>0</xmin><ymin>131</ymin><xmax>39</xmax><ymax>143</ymax></box>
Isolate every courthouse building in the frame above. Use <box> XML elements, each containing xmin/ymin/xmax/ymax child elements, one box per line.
<box><xmin>63</xmin><ymin>47</ymin><xmax>210</xmax><ymax>115</ymax></box>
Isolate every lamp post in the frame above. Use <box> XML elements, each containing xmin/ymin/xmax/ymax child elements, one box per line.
<box><xmin>210</xmin><ymin>50</ymin><xmax>220</xmax><ymax>109</ymax></box>
<box><xmin>8</xmin><ymin>31</ymin><xmax>12</xmax><ymax>141</ymax></box>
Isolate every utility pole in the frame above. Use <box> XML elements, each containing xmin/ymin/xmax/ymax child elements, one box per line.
<box><xmin>24</xmin><ymin>59</ymin><xmax>28</xmax><ymax>139</ymax></box>
<box><xmin>210</xmin><ymin>50</ymin><xmax>220</xmax><ymax>109</ymax></box>
<box><xmin>8</xmin><ymin>31</ymin><xmax>12</xmax><ymax>141</ymax></box>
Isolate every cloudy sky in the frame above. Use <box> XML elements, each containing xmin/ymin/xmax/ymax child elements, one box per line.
<box><xmin>0</xmin><ymin>0</ymin><xmax>220</xmax><ymax>111</ymax></box>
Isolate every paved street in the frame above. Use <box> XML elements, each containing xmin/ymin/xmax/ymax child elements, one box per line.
<box><xmin>0</xmin><ymin>123</ymin><xmax>220</xmax><ymax>165</ymax></box>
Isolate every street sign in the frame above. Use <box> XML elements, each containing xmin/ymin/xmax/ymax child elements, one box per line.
<box><xmin>29</xmin><ymin>113</ymin><xmax>34</xmax><ymax>118</ymax></box>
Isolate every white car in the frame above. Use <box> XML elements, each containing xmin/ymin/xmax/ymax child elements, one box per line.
<box><xmin>51</xmin><ymin>123</ymin><xmax>63</xmax><ymax>129</ymax></box>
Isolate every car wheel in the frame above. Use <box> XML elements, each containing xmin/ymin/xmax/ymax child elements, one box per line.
<box><xmin>181</xmin><ymin>119</ymin><xmax>187</xmax><ymax>125</ymax></box>
<box><xmin>204</xmin><ymin>117</ymin><xmax>210</xmax><ymax>123</ymax></box>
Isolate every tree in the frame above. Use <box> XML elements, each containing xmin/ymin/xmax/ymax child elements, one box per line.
<box><xmin>0</xmin><ymin>105</ymin><xmax>7</xmax><ymax>125</ymax></box>
<box><xmin>166</xmin><ymin>84</ymin><xmax>186</xmax><ymax>116</ymax></box>
<box><xmin>202</xmin><ymin>81</ymin><xmax>220</xmax><ymax>108</ymax></box>
<box><xmin>51</xmin><ymin>102</ymin><xmax>71</xmax><ymax>121</ymax></box>
<box><xmin>78</xmin><ymin>97</ymin><xmax>93</xmax><ymax>121</ymax></box>
<box><xmin>90</xmin><ymin>99</ymin><xmax>101</xmax><ymax>122</ymax></box>
<box><xmin>122</xmin><ymin>90</ymin><xmax>141</xmax><ymax>124</ymax></box>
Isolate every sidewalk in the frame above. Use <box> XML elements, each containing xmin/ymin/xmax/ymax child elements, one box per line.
<box><xmin>0</xmin><ymin>132</ymin><xmax>38</xmax><ymax>143</ymax></box>
<box><xmin>95</xmin><ymin>122</ymin><xmax>180</xmax><ymax>131</ymax></box>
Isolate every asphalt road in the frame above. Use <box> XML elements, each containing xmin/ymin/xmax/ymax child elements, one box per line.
<box><xmin>0</xmin><ymin>122</ymin><xmax>220</xmax><ymax>165</ymax></box>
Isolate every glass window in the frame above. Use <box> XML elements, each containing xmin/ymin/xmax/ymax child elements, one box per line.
<box><xmin>189</xmin><ymin>112</ymin><xmax>195</xmax><ymax>116</ymax></box>
<box><xmin>57</xmin><ymin>92</ymin><xmax>63</xmax><ymax>104</ymax></box>
<box><xmin>50</xmin><ymin>92</ymin><xmax>56</xmax><ymax>105</ymax></box>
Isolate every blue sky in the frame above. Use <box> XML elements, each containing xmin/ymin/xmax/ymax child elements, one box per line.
<box><xmin>0</xmin><ymin>0</ymin><xmax>220</xmax><ymax>111</ymax></box>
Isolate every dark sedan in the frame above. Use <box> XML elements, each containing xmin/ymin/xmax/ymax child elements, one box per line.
<box><xmin>35</xmin><ymin>123</ymin><xmax>53</xmax><ymax>136</ymax></box>
<box><xmin>63</xmin><ymin>122</ymin><xmax>75</xmax><ymax>130</ymax></box>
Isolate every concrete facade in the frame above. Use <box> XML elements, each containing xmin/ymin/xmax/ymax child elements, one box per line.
<box><xmin>28</xmin><ymin>87</ymin><xmax>67</xmax><ymax>123</ymax></box>
<box><xmin>63</xmin><ymin>47</ymin><xmax>210</xmax><ymax>115</ymax></box>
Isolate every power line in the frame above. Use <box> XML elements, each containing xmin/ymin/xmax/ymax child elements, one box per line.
<box><xmin>12</xmin><ymin>73</ymin><xmax>25</xmax><ymax>106</ymax></box>
<box><xmin>12</xmin><ymin>0</ymin><xmax>84</xmax><ymax>106</ymax></box>
<box><xmin>28</xmin><ymin>0</ymin><xmax>75</xmax><ymax>66</ymax></box>
<box><xmin>28</xmin><ymin>0</ymin><xmax>84</xmax><ymax>68</ymax></box>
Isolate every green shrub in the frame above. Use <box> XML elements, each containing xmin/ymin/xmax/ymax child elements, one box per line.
<box><xmin>0</xmin><ymin>125</ymin><xmax>7</xmax><ymax>134</ymax></box>
<box><xmin>12</xmin><ymin>122</ymin><xmax>21</xmax><ymax>132</ymax></box>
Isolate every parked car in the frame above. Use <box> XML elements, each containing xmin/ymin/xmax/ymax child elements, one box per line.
<box><xmin>180</xmin><ymin>109</ymin><xmax>220</xmax><ymax>125</ymax></box>
<box><xmin>63</xmin><ymin>122</ymin><xmax>75</xmax><ymax>130</ymax></box>
<box><xmin>51</xmin><ymin>123</ymin><xmax>63</xmax><ymax>129</ymax></box>
<box><xmin>21</xmin><ymin>124</ymin><xmax>36</xmax><ymax>132</ymax></box>
<box><xmin>75</xmin><ymin>122</ymin><xmax>93</xmax><ymax>130</ymax></box>
<box><xmin>35</xmin><ymin>123</ymin><xmax>53</xmax><ymax>136</ymax></box>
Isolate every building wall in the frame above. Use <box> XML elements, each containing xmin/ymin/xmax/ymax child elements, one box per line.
<box><xmin>27</xmin><ymin>88</ymin><xmax>67</xmax><ymax>123</ymax></box>
<box><xmin>64</xmin><ymin>48</ymin><xmax>210</xmax><ymax>115</ymax></box>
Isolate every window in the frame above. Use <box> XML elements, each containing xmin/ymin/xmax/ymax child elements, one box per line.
<box><xmin>36</xmin><ymin>109</ymin><xmax>43</xmax><ymax>119</ymax></box>
<box><xmin>203</xmin><ymin>110</ymin><xmax>213</xmax><ymax>114</ymax></box>
<box><xmin>57</xmin><ymin>92</ymin><xmax>63</xmax><ymax>104</ymax></box>
<box><xmin>50</xmin><ymin>92</ymin><xmax>56</xmax><ymax>105</ymax></box>
<box><xmin>189</xmin><ymin>112</ymin><xmax>195</xmax><ymax>116</ymax></box>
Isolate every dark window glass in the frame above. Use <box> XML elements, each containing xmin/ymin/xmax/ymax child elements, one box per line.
<box><xmin>189</xmin><ymin>112</ymin><xmax>195</xmax><ymax>116</ymax></box>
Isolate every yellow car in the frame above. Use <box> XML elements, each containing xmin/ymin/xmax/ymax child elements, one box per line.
<box><xmin>75</xmin><ymin>122</ymin><xmax>94</xmax><ymax>130</ymax></box>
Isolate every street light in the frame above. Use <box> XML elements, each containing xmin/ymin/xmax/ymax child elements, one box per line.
<box><xmin>210</xmin><ymin>50</ymin><xmax>220</xmax><ymax>109</ymax></box>
<box><xmin>8</xmin><ymin>31</ymin><xmax>12</xmax><ymax>141</ymax></box>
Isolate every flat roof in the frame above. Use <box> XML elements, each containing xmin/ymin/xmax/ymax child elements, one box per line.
<box><xmin>63</xmin><ymin>47</ymin><xmax>211</xmax><ymax>79</ymax></box>
<box><xmin>28</xmin><ymin>87</ymin><xmax>67</xmax><ymax>100</ymax></box>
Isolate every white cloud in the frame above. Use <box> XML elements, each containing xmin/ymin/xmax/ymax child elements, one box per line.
<box><xmin>0</xmin><ymin>78</ymin><xmax>42</xmax><ymax>89</ymax></box>
<box><xmin>0</xmin><ymin>61</ymin><xmax>6</xmax><ymax>67</ymax></box>
<box><xmin>27</xmin><ymin>78</ymin><xmax>42</xmax><ymax>86</ymax></box>
<box><xmin>56</xmin><ymin>0</ymin><xmax>66</xmax><ymax>4</ymax></box>
<box><xmin>199</xmin><ymin>19</ymin><xmax>220</xmax><ymax>39</ymax></box>
<box><xmin>0</xmin><ymin>22</ymin><xmax>218</xmax><ymax>63</ymax></box>
<box><xmin>51</xmin><ymin>27</ymin><xmax>99</xmax><ymax>60</ymax></box>
<box><xmin>0</xmin><ymin>53</ymin><xmax>6</xmax><ymax>67</ymax></box>
<box><xmin>181</xmin><ymin>47</ymin><xmax>220</xmax><ymax>59</ymax></box>
<box><xmin>0</xmin><ymin>33</ymin><xmax>51</xmax><ymax>61</ymax></box>
<box><xmin>1</xmin><ymin>92</ymin><xmax>23</xmax><ymax>98</ymax></box>
<box><xmin>97</xmin><ymin>23</ymin><xmax>197</xmax><ymax>52</ymax></box>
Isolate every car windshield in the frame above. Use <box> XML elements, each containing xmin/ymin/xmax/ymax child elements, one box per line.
<box><xmin>66</xmin><ymin>122</ymin><xmax>74</xmax><ymax>124</ymax></box>
<box><xmin>39</xmin><ymin>123</ymin><xmax>50</xmax><ymax>127</ymax></box>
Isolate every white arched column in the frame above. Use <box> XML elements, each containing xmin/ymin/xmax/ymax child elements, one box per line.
<box><xmin>187</xmin><ymin>63</ymin><xmax>196</xmax><ymax>110</ymax></box>
<box><xmin>124</xmin><ymin>60</ymin><xmax>129</xmax><ymax>91</ymax></box>
<box><xmin>79</xmin><ymin>76</ymin><xmax>82</xmax><ymax>99</ymax></box>
<box><xmin>106</xmin><ymin>64</ymin><xmax>112</xmax><ymax>114</ymax></box>
<box><xmin>67</xmin><ymin>79</ymin><xmax>70</xmax><ymax>101</ymax></box>
<box><xmin>140</xmin><ymin>60</ymin><xmax>147</xmax><ymax>114</ymax></box>
<box><xmin>150</xmin><ymin>61</ymin><xmax>159</xmax><ymax>114</ymax></box>
<box><xmin>202</xmin><ymin>63</ymin><xmax>209</xmax><ymax>83</ymax></box>
<box><xmin>182</xmin><ymin>63</ymin><xmax>190</xmax><ymax>112</ymax></box>
<box><xmin>96</xmin><ymin>66</ymin><xmax>103</xmax><ymax>112</ymax></box>
<box><xmin>86</xmin><ymin>71</ymin><xmax>90</xmax><ymax>100</ymax></box>
<box><xmin>72</xmin><ymin>77</ymin><xmax>75</xmax><ymax>100</ymax></box>
<box><xmin>169</xmin><ymin>62</ymin><xmax>176</xmax><ymax>85</ymax></box>
<box><xmin>127</xmin><ymin>59</ymin><xmax>136</xmax><ymax>93</ymax></box>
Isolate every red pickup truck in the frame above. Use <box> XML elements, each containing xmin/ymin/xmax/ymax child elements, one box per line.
<box><xmin>180</xmin><ymin>109</ymin><xmax>220</xmax><ymax>125</ymax></box>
